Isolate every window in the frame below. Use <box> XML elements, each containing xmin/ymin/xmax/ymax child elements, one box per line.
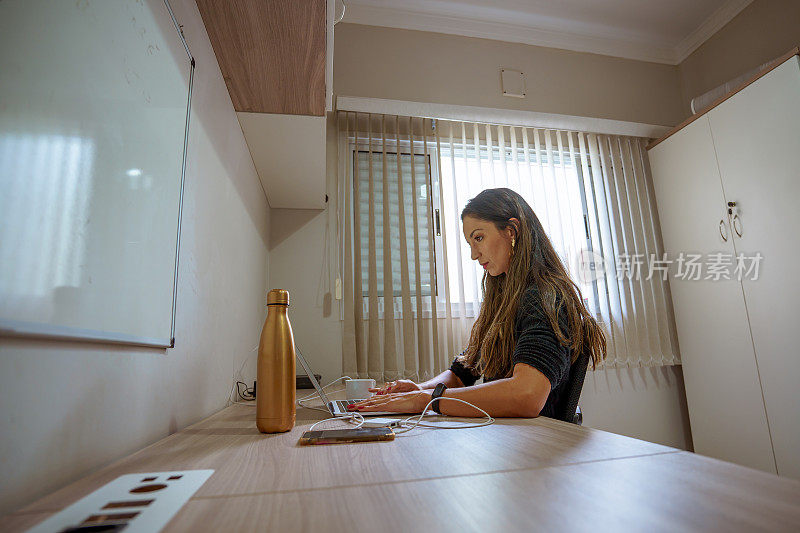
<box><xmin>352</xmin><ymin>143</ymin><xmax>444</xmax><ymax>301</ymax></box>
<box><xmin>348</xmin><ymin>133</ymin><xmax>600</xmax><ymax>319</ymax></box>
<box><xmin>439</xmin><ymin>143</ymin><xmax>601</xmax><ymax>317</ymax></box>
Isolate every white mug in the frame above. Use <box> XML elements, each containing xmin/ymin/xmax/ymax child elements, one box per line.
<box><xmin>346</xmin><ymin>379</ymin><xmax>376</xmax><ymax>401</ymax></box>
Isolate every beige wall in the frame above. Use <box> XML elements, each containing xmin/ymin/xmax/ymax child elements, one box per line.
<box><xmin>269</xmin><ymin>114</ymin><xmax>343</xmax><ymax>387</ymax></box>
<box><xmin>334</xmin><ymin>23</ymin><xmax>685</xmax><ymax>127</ymax></box>
<box><xmin>269</xmin><ymin>206</ymin><xmax>342</xmax><ymax>386</ymax></box>
<box><xmin>0</xmin><ymin>0</ymin><xmax>270</xmax><ymax>515</ymax></box>
<box><xmin>678</xmin><ymin>0</ymin><xmax>800</xmax><ymax>118</ymax></box>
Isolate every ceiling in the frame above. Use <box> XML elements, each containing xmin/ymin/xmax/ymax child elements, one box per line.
<box><xmin>340</xmin><ymin>0</ymin><xmax>754</xmax><ymax>64</ymax></box>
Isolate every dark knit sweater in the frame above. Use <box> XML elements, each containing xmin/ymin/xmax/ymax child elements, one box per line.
<box><xmin>449</xmin><ymin>285</ymin><xmax>571</xmax><ymax>418</ymax></box>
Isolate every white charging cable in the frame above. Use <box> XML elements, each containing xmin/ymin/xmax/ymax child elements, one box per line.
<box><xmin>299</xmin><ymin>376</ymin><xmax>368</xmax><ymax>431</ymax></box>
<box><xmin>234</xmin><ymin>376</ymin><xmax>366</xmax><ymax>431</ymax></box>
<box><xmin>297</xmin><ymin>376</ymin><xmax>353</xmax><ymax>412</ymax></box>
<box><xmin>392</xmin><ymin>397</ymin><xmax>494</xmax><ymax>434</ymax></box>
<box><xmin>332</xmin><ymin>396</ymin><xmax>494</xmax><ymax>435</ymax></box>
<box><xmin>264</xmin><ymin>375</ymin><xmax>495</xmax><ymax>435</ymax></box>
<box><xmin>300</xmin><ymin>378</ymin><xmax>494</xmax><ymax>434</ymax></box>
<box><xmin>233</xmin><ymin>377</ymin><xmax>355</xmax><ymax>410</ymax></box>
<box><xmin>307</xmin><ymin>411</ymin><xmax>366</xmax><ymax>432</ymax></box>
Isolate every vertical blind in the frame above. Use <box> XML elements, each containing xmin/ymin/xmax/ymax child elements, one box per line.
<box><xmin>338</xmin><ymin>112</ymin><xmax>680</xmax><ymax>381</ymax></box>
<box><xmin>355</xmin><ymin>150</ymin><xmax>433</xmax><ymax>297</ymax></box>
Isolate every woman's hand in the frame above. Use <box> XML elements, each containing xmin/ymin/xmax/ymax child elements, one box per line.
<box><xmin>369</xmin><ymin>379</ymin><xmax>420</xmax><ymax>395</ymax></box>
<box><xmin>348</xmin><ymin>390</ymin><xmax>432</xmax><ymax>414</ymax></box>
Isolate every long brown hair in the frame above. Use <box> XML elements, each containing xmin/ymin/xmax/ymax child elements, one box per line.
<box><xmin>458</xmin><ymin>188</ymin><xmax>606</xmax><ymax>378</ymax></box>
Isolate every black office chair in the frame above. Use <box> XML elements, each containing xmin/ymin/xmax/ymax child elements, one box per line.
<box><xmin>552</xmin><ymin>349</ymin><xmax>589</xmax><ymax>424</ymax></box>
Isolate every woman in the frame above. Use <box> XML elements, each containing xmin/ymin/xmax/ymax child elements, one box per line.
<box><xmin>351</xmin><ymin>188</ymin><xmax>606</xmax><ymax>418</ymax></box>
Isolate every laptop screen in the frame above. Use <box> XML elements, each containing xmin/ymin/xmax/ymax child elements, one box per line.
<box><xmin>295</xmin><ymin>347</ymin><xmax>331</xmax><ymax>406</ymax></box>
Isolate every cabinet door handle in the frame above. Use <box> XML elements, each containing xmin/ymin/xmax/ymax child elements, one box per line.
<box><xmin>732</xmin><ymin>213</ymin><xmax>743</xmax><ymax>237</ymax></box>
<box><xmin>719</xmin><ymin>219</ymin><xmax>728</xmax><ymax>242</ymax></box>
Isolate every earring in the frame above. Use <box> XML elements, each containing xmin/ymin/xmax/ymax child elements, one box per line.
<box><xmin>511</xmin><ymin>237</ymin><xmax>515</xmax><ymax>248</ymax></box>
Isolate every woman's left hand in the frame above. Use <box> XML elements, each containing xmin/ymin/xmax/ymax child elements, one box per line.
<box><xmin>348</xmin><ymin>390</ymin><xmax>432</xmax><ymax>414</ymax></box>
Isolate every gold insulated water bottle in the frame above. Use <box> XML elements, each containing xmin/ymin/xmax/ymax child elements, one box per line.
<box><xmin>256</xmin><ymin>289</ymin><xmax>296</xmax><ymax>433</ymax></box>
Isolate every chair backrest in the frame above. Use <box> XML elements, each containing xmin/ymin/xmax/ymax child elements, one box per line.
<box><xmin>552</xmin><ymin>349</ymin><xmax>589</xmax><ymax>423</ymax></box>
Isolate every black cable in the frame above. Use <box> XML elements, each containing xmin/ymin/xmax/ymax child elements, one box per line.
<box><xmin>236</xmin><ymin>381</ymin><xmax>255</xmax><ymax>401</ymax></box>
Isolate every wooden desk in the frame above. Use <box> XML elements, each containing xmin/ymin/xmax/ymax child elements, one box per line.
<box><xmin>4</xmin><ymin>394</ymin><xmax>800</xmax><ymax>532</ymax></box>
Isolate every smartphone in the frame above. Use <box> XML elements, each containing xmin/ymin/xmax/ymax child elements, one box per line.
<box><xmin>298</xmin><ymin>427</ymin><xmax>395</xmax><ymax>445</ymax></box>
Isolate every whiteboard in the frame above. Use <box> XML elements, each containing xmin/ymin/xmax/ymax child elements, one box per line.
<box><xmin>0</xmin><ymin>0</ymin><xmax>193</xmax><ymax>347</ymax></box>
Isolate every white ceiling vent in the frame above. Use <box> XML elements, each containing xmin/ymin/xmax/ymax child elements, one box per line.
<box><xmin>500</xmin><ymin>68</ymin><xmax>526</xmax><ymax>98</ymax></box>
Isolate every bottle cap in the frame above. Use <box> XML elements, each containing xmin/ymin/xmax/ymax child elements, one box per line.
<box><xmin>267</xmin><ymin>288</ymin><xmax>290</xmax><ymax>306</ymax></box>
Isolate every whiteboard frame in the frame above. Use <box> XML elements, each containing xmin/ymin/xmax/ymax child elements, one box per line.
<box><xmin>0</xmin><ymin>0</ymin><xmax>194</xmax><ymax>349</ymax></box>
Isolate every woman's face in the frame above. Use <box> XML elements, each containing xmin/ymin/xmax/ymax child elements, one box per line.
<box><xmin>462</xmin><ymin>215</ymin><xmax>517</xmax><ymax>276</ymax></box>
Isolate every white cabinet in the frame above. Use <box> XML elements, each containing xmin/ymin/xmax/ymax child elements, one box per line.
<box><xmin>649</xmin><ymin>117</ymin><xmax>776</xmax><ymax>474</ymax></box>
<box><xmin>648</xmin><ymin>55</ymin><xmax>800</xmax><ymax>477</ymax></box>
<box><xmin>707</xmin><ymin>57</ymin><xmax>800</xmax><ymax>479</ymax></box>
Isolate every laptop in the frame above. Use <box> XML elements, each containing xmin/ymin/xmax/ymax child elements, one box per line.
<box><xmin>295</xmin><ymin>347</ymin><xmax>401</xmax><ymax>417</ymax></box>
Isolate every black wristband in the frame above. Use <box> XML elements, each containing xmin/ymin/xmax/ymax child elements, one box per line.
<box><xmin>431</xmin><ymin>383</ymin><xmax>447</xmax><ymax>414</ymax></box>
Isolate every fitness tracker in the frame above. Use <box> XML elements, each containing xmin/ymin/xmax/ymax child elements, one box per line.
<box><xmin>431</xmin><ymin>383</ymin><xmax>448</xmax><ymax>414</ymax></box>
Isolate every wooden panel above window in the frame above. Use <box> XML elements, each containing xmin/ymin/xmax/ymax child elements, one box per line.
<box><xmin>195</xmin><ymin>0</ymin><xmax>326</xmax><ymax>116</ymax></box>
